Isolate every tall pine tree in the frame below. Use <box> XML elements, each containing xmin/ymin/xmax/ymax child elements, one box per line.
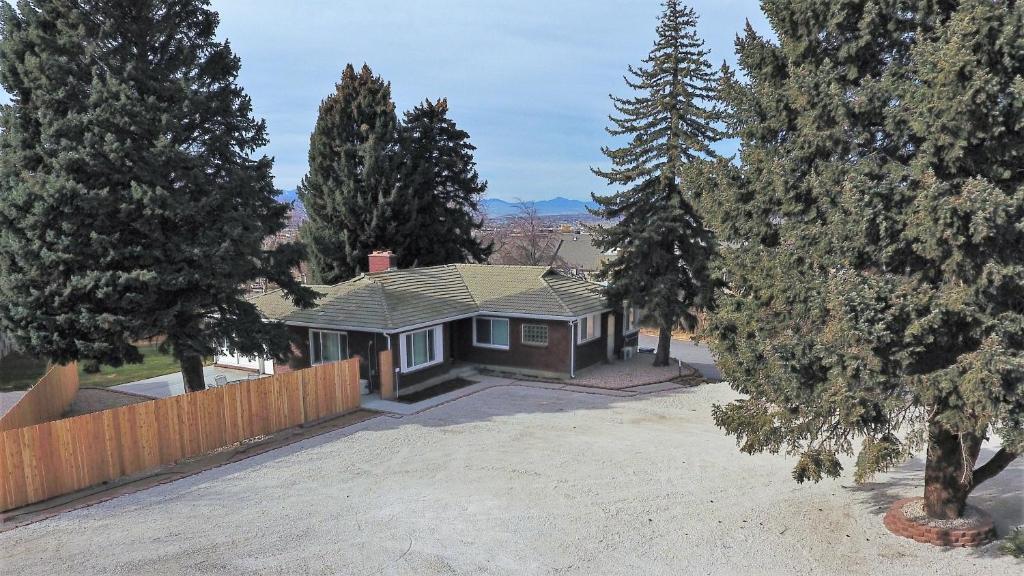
<box><xmin>705</xmin><ymin>2</ymin><xmax>1022</xmax><ymax>518</ymax></box>
<box><xmin>299</xmin><ymin>64</ymin><xmax>401</xmax><ymax>284</ymax></box>
<box><xmin>0</xmin><ymin>0</ymin><xmax>313</xmax><ymax>392</ymax></box>
<box><xmin>394</xmin><ymin>98</ymin><xmax>491</xmax><ymax>267</ymax></box>
<box><xmin>591</xmin><ymin>0</ymin><xmax>722</xmax><ymax>366</ymax></box>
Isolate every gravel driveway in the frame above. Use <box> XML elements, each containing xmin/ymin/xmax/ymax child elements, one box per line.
<box><xmin>1</xmin><ymin>383</ymin><xmax>1019</xmax><ymax>575</ymax></box>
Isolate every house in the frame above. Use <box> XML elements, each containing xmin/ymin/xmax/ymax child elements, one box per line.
<box><xmin>217</xmin><ymin>251</ymin><xmax>641</xmax><ymax>395</ymax></box>
<box><xmin>551</xmin><ymin>232</ymin><xmax>616</xmax><ymax>279</ymax></box>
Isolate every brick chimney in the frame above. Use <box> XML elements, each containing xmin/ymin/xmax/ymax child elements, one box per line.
<box><xmin>368</xmin><ymin>250</ymin><xmax>398</xmax><ymax>273</ymax></box>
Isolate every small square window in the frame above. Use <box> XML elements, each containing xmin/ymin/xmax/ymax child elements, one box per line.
<box><xmin>522</xmin><ymin>324</ymin><xmax>549</xmax><ymax>346</ymax></box>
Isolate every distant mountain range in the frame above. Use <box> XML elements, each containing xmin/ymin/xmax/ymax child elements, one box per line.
<box><xmin>276</xmin><ymin>189</ymin><xmax>596</xmax><ymax>218</ymax></box>
<box><xmin>480</xmin><ymin>197</ymin><xmax>596</xmax><ymax>217</ymax></box>
<box><xmin>277</xmin><ymin>188</ymin><xmax>300</xmax><ymax>204</ymax></box>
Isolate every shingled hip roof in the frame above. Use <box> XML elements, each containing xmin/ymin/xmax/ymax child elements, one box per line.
<box><xmin>252</xmin><ymin>264</ymin><xmax>610</xmax><ymax>333</ymax></box>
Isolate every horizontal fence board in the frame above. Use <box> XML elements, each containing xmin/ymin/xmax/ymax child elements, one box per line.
<box><xmin>0</xmin><ymin>359</ymin><xmax>359</xmax><ymax>512</ymax></box>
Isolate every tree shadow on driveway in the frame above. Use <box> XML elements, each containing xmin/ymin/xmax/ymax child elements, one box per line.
<box><xmin>848</xmin><ymin>447</ymin><xmax>1023</xmax><ymax>558</ymax></box>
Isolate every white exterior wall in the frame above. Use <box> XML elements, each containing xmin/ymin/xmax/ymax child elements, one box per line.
<box><xmin>213</xmin><ymin>350</ymin><xmax>275</xmax><ymax>374</ymax></box>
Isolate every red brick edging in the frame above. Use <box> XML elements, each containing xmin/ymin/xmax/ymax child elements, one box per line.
<box><xmin>883</xmin><ymin>497</ymin><xmax>996</xmax><ymax>547</ymax></box>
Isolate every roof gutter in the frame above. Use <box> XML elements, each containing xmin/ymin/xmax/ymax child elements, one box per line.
<box><xmin>285</xmin><ymin>320</ymin><xmax>390</xmax><ymax>334</ymax></box>
<box><xmin>569</xmin><ymin>319</ymin><xmax>577</xmax><ymax>379</ymax></box>
<box><xmin>286</xmin><ymin>309</ymin><xmax>613</xmax><ymax>336</ymax></box>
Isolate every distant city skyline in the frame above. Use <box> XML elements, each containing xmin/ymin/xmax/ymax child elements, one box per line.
<box><xmin>0</xmin><ymin>1</ymin><xmax>770</xmax><ymax>201</ymax></box>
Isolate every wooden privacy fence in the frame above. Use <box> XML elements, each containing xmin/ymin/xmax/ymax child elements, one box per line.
<box><xmin>0</xmin><ymin>363</ymin><xmax>79</xmax><ymax>432</ymax></box>
<box><xmin>0</xmin><ymin>358</ymin><xmax>359</xmax><ymax>512</ymax></box>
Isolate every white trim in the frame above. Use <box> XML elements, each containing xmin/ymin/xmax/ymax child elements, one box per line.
<box><xmin>286</xmin><ymin>309</ymin><xmax>613</xmax><ymax>336</ymax></box>
<box><xmin>577</xmin><ymin>312</ymin><xmax>602</xmax><ymax>344</ymax></box>
<box><xmin>472</xmin><ymin>316</ymin><xmax>511</xmax><ymax>350</ymax></box>
<box><xmin>290</xmin><ymin>320</ymin><xmax>388</xmax><ymax>334</ymax></box>
<box><xmin>475</xmin><ymin>309</ymin><xmax>611</xmax><ymax>322</ymax></box>
<box><xmin>309</xmin><ymin>329</ymin><xmax>348</xmax><ymax>365</ymax></box>
<box><xmin>569</xmin><ymin>320</ymin><xmax>576</xmax><ymax>378</ymax></box>
<box><xmin>520</xmin><ymin>323</ymin><xmax>549</xmax><ymax>347</ymax></box>
<box><xmin>623</xmin><ymin>303</ymin><xmax>641</xmax><ymax>335</ymax></box>
<box><xmin>399</xmin><ymin>325</ymin><xmax>444</xmax><ymax>373</ymax></box>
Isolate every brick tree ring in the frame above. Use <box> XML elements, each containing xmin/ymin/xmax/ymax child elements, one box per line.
<box><xmin>883</xmin><ymin>497</ymin><xmax>997</xmax><ymax>547</ymax></box>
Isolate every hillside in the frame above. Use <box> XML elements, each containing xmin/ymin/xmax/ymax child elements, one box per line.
<box><xmin>481</xmin><ymin>197</ymin><xmax>596</xmax><ymax>217</ymax></box>
<box><xmin>277</xmin><ymin>190</ymin><xmax>596</xmax><ymax>220</ymax></box>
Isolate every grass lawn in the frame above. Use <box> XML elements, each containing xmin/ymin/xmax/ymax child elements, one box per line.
<box><xmin>0</xmin><ymin>352</ymin><xmax>50</xmax><ymax>392</ymax></box>
<box><xmin>0</xmin><ymin>345</ymin><xmax>195</xmax><ymax>392</ymax></box>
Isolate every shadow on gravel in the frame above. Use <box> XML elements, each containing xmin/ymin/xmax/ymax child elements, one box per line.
<box><xmin>183</xmin><ymin>382</ymin><xmax>707</xmax><ymax>488</ymax></box>
<box><xmin>849</xmin><ymin>447</ymin><xmax>1023</xmax><ymax>559</ymax></box>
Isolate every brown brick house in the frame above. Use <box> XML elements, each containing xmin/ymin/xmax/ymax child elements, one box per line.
<box><xmin>221</xmin><ymin>252</ymin><xmax>641</xmax><ymax>395</ymax></box>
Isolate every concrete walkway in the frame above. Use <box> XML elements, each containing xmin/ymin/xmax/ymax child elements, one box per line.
<box><xmin>362</xmin><ymin>375</ymin><xmax>520</xmax><ymax>415</ymax></box>
<box><xmin>111</xmin><ymin>366</ymin><xmax>259</xmax><ymax>398</ymax></box>
<box><xmin>639</xmin><ymin>334</ymin><xmax>720</xmax><ymax>380</ymax></box>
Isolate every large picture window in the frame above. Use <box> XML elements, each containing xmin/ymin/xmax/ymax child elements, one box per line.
<box><xmin>310</xmin><ymin>330</ymin><xmax>348</xmax><ymax>365</ymax></box>
<box><xmin>521</xmin><ymin>324</ymin><xmax>549</xmax><ymax>347</ymax></box>
<box><xmin>401</xmin><ymin>325</ymin><xmax>443</xmax><ymax>372</ymax></box>
<box><xmin>577</xmin><ymin>313</ymin><xmax>602</xmax><ymax>344</ymax></box>
<box><xmin>474</xmin><ymin>317</ymin><xmax>510</xmax><ymax>349</ymax></box>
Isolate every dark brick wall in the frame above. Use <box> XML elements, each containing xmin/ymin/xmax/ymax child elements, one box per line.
<box><xmin>279</xmin><ymin>325</ymin><xmax>311</xmax><ymax>373</ymax></box>
<box><xmin>451</xmin><ymin>317</ymin><xmax>573</xmax><ymax>374</ymax></box>
<box><xmin>574</xmin><ymin>311</ymin><xmax>611</xmax><ymax>370</ymax></box>
<box><xmin>282</xmin><ymin>307</ymin><xmax>631</xmax><ymax>384</ymax></box>
<box><xmin>390</xmin><ymin>323</ymin><xmax>454</xmax><ymax>388</ymax></box>
<box><xmin>281</xmin><ymin>325</ymin><xmax>386</xmax><ymax>386</ymax></box>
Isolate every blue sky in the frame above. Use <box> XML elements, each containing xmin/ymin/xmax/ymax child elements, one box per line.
<box><xmin>2</xmin><ymin>1</ymin><xmax>770</xmax><ymax>202</ymax></box>
<box><xmin>212</xmin><ymin>0</ymin><xmax>770</xmax><ymax>201</ymax></box>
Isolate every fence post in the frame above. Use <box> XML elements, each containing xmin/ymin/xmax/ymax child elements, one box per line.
<box><xmin>378</xmin><ymin>350</ymin><xmax>395</xmax><ymax>400</ymax></box>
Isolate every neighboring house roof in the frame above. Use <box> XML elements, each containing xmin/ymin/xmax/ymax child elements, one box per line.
<box><xmin>250</xmin><ymin>264</ymin><xmax>609</xmax><ymax>333</ymax></box>
<box><xmin>553</xmin><ymin>233</ymin><xmax>614</xmax><ymax>272</ymax></box>
<box><xmin>248</xmin><ymin>286</ymin><xmax>332</xmax><ymax>320</ymax></box>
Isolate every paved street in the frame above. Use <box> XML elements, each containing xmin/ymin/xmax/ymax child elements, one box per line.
<box><xmin>638</xmin><ymin>334</ymin><xmax>720</xmax><ymax>381</ymax></box>
<box><xmin>0</xmin><ymin>390</ymin><xmax>27</xmax><ymax>418</ymax></box>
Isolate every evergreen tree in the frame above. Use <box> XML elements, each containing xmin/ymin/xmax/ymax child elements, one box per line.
<box><xmin>591</xmin><ymin>1</ymin><xmax>722</xmax><ymax>366</ymax></box>
<box><xmin>704</xmin><ymin>2</ymin><xmax>1022</xmax><ymax>518</ymax></box>
<box><xmin>394</xmin><ymin>98</ymin><xmax>491</xmax><ymax>267</ymax></box>
<box><xmin>299</xmin><ymin>64</ymin><xmax>400</xmax><ymax>284</ymax></box>
<box><xmin>0</xmin><ymin>0</ymin><xmax>313</xmax><ymax>392</ymax></box>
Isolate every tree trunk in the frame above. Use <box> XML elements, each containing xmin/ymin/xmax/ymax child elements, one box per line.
<box><xmin>180</xmin><ymin>354</ymin><xmax>206</xmax><ymax>393</ymax></box>
<box><xmin>923</xmin><ymin>422</ymin><xmax>981</xmax><ymax>519</ymax></box>
<box><xmin>653</xmin><ymin>325</ymin><xmax>672</xmax><ymax>367</ymax></box>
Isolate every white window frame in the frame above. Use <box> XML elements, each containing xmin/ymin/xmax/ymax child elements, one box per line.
<box><xmin>399</xmin><ymin>325</ymin><xmax>444</xmax><ymax>373</ymax></box>
<box><xmin>473</xmin><ymin>316</ymin><xmax>511</xmax><ymax>350</ymax></box>
<box><xmin>623</xmin><ymin>303</ymin><xmax>640</xmax><ymax>335</ymax></box>
<box><xmin>309</xmin><ymin>329</ymin><xmax>348</xmax><ymax>366</ymax></box>
<box><xmin>521</xmin><ymin>323</ymin><xmax>549</xmax><ymax>347</ymax></box>
<box><xmin>577</xmin><ymin>312</ymin><xmax>602</xmax><ymax>344</ymax></box>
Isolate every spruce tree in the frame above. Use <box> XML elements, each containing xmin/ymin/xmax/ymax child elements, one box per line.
<box><xmin>704</xmin><ymin>2</ymin><xmax>1023</xmax><ymax>518</ymax></box>
<box><xmin>591</xmin><ymin>0</ymin><xmax>722</xmax><ymax>366</ymax></box>
<box><xmin>394</xmin><ymin>98</ymin><xmax>491</xmax><ymax>267</ymax></box>
<box><xmin>299</xmin><ymin>64</ymin><xmax>400</xmax><ymax>283</ymax></box>
<box><xmin>0</xmin><ymin>0</ymin><xmax>313</xmax><ymax>392</ymax></box>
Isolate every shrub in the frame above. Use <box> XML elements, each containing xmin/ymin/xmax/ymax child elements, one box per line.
<box><xmin>1000</xmin><ymin>527</ymin><xmax>1024</xmax><ymax>558</ymax></box>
